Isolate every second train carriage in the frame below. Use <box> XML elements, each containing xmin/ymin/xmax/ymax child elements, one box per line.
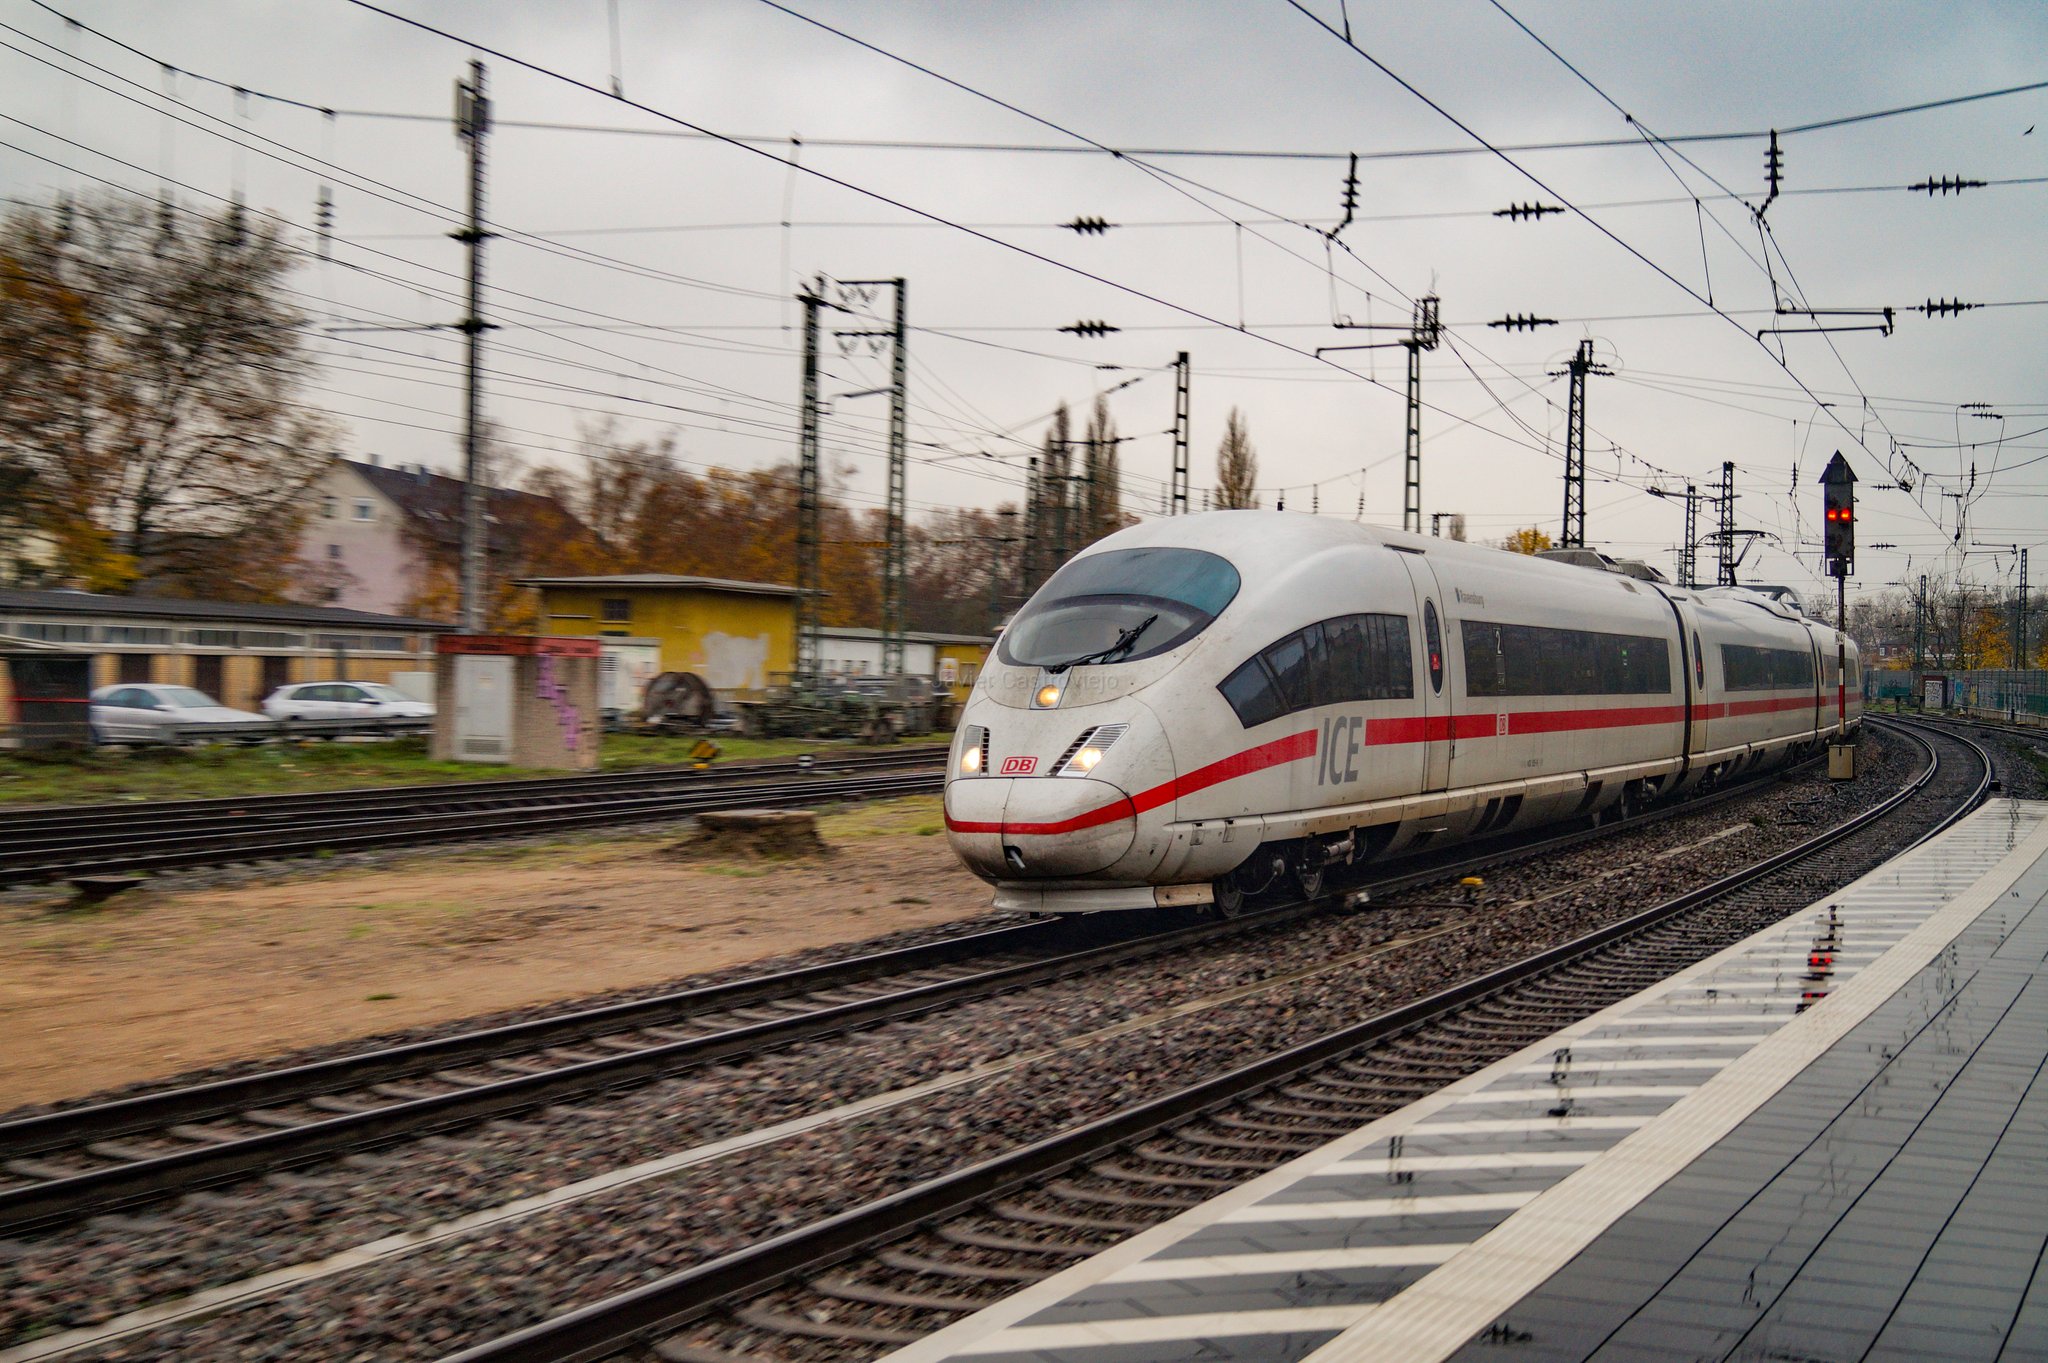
<box><xmin>944</xmin><ymin>512</ymin><xmax>1859</xmax><ymax>914</ymax></box>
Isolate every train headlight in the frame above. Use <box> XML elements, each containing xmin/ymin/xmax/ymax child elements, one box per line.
<box><xmin>958</xmin><ymin>724</ymin><xmax>989</xmax><ymax>775</ymax></box>
<box><xmin>1057</xmin><ymin>723</ymin><xmax>1127</xmax><ymax>776</ymax></box>
<box><xmin>1034</xmin><ymin>683</ymin><xmax>1062</xmax><ymax>709</ymax></box>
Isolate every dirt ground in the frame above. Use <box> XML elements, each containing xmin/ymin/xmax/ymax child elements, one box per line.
<box><xmin>0</xmin><ymin>798</ymin><xmax>996</xmax><ymax>1109</ymax></box>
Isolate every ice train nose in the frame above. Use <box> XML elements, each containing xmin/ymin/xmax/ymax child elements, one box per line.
<box><xmin>943</xmin><ymin>776</ymin><xmax>1137</xmax><ymax>878</ymax></box>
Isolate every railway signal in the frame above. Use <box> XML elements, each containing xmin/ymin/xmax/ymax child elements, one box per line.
<box><xmin>1821</xmin><ymin>451</ymin><xmax>1855</xmax><ymax>578</ymax></box>
<box><xmin>1820</xmin><ymin>452</ymin><xmax>1856</xmax><ymax>767</ymax></box>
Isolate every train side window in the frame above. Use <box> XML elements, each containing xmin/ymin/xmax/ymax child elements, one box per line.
<box><xmin>1461</xmin><ymin>621</ymin><xmax>1505</xmax><ymax>697</ymax></box>
<box><xmin>1378</xmin><ymin>615</ymin><xmax>1415</xmax><ymax>699</ymax></box>
<box><xmin>1218</xmin><ymin>655</ymin><xmax>1286</xmax><ymax>728</ymax></box>
<box><xmin>1423</xmin><ymin>601</ymin><xmax>1443</xmax><ymax>693</ymax></box>
<box><xmin>1316</xmin><ymin>616</ymin><xmax>1365</xmax><ymax>704</ymax></box>
<box><xmin>1693</xmin><ymin>632</ymin><xmax>1705</xmax><ymax>689</ymax></box>
<box><xmin>1262</xmin><ymin>631</ymin><xmax>1314</xmax><ymax>712</ymax></box>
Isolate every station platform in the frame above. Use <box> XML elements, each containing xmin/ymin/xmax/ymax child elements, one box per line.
<box><xmin>890</xmin><ymin>799</ymin><xmax>2048</xmax><ymax>1363</ymax></box>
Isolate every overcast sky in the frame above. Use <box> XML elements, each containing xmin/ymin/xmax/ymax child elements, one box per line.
<box><xmin>5</xmin><ymin>0</ymin><xmax>2044</xmax><ymax>606</ymax></box>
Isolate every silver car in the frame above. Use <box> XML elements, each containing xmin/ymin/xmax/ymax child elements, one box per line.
<box><xmin>89</xmin><ymin>684</ymin><xmax>272</xmax><ymax>745</ymax></box>
<box><xmin>261</xmin><ymin>681</ymin><xmax>436</xmax><ymax>721</ymax></box>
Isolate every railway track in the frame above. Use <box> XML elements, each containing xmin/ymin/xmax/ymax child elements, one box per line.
<box><xmin>439</xmin><ymin>719</ymin><xmax>1988</xmax><ymax>1363</ymax></box>
<box><xmin>0</xmin><ymin>749</ymin><xmax>945</xmax><ymax>887</ymax></box>
<box><xmin>0</xmin><ymin>738</ymin><xmax>1851</xmax><ymax>1239</ymax></box>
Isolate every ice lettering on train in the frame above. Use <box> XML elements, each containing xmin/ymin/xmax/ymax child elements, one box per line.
<box><xmin>1318</xmin><ymin>714</ymin><xmax>1361</xmax><ymax>785</ymax></box>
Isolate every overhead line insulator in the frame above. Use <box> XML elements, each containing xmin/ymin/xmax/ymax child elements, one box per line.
<box><xmin>1494</xmin><ymin>202</ymin><xmax>1564</xmax><ymax>221</ymax></box>
<box><xmin>1064</xmin><ymin>215</ymin><xmax>1114</xmax><ymax>235</ymax></box>
<box><xmin>1917</xmin><ymin>298</ymin><xmax>1979</xmax><ymax>318</ymax></box>
<box><xmin>1908</xmin><ymin>176</ymin><xmax>1986</xmax><ymax>196</ymax></box>
<box><xmin>1489</xmin><ymin>314</ymin><xmax>1557</xmax><ymax>332</ymax></box>
<box><xmin>1060</xmin><ymin>320</ymin><xmax>1120</xmax><ymax>338</ymax></box>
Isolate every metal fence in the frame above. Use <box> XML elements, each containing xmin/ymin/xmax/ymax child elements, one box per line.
<box><xmin>1867</xmin><ymin>668</ymin><xmax>2048</xmax><ymax>725</ymax></box>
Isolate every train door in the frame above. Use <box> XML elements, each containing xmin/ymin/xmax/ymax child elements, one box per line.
<box><xmin>1394</xmin><ymin>552</ymin><xmax>1453</xmax><ymax>792</ymax></box>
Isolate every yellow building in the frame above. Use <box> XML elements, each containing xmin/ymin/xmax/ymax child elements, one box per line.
<box><xmin>520</xmin><ymin>575</ymin><xmax>994</xmax><ymax>707</ymax></box>
<box><xmin>520</xmin><ymin>574</ymin><xmax>800</xmax><ymax>701</ymax></box>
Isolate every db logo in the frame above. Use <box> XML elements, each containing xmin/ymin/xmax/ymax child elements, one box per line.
<box><xmin>1000</xmin><ymin>756</ymin><xmax>1037</xmax><ymax>775</ymax></box>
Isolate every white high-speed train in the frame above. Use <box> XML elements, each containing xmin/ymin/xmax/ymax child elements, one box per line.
<box><xmin>944</xmin><ymin>512</ymin><xmax>1860</xmax><ymax>914</ymax></box>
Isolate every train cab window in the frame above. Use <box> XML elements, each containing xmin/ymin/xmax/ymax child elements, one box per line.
<box><xmin>1218</xmin><ymin>656</ymin><xmax>1286</xmax><ymax>728</ymax></box>
<box><xmin>1000</xmin><ymin>547</ymin><xmax>1240</xmax><ymax>669</ymax></box>
<box><xmin>1263</xmin><ymin>630</ymin><xmax>1314</xmax><ymax>712</ymax></box>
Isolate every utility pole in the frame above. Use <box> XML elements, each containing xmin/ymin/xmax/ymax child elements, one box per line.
<box><xmin>1680</xmin><ymin>484</ymin><xmax>1699</xmax><ymax>588</ymax></box>
<box><xmin>1314</xmin><ymin>294</ymin><xmax>1439</xmax><ymax>534</ymax></box>
<box><xmin>1402</xmin><ymin>296</ymin><xmax>1441</xmax><ymax>534</ymax></box>
<box><xmin>836</xmin><ymin>279</ymin><xmax>909</xmax><ymax>677</ymax></box>
<box><xmin>1717</xmin><ymin>461</ymin><xmax>1737</xmax><ymax>586</ymax></box>
<box><xmin>1556</xmin><ymin>339</ymin><xmax>1610</xmax><ymax>549</ymax></box>
<box><xmin>454</xmin><ymin>60</ymin><xmax>493</xmax><ymax>633</ymax></box>
<box><xmin>2007</xmin><ymin>544</ymin><xmax>2023</xmax><ymax>667</ymax></box>
<box><xmin>794</xmin><ymin>279</ymin><xmax>824</xmax><ymax>693</ymax></box>
<box><xmin>1914</xmin><ymin>574</ymin><xmax>1928</xmax><ymax>675</ymax></box>
<box><xmin>1171</xmin><ymin>352</ymin><xmax>1191</xmax><ymax>515</ymax></box>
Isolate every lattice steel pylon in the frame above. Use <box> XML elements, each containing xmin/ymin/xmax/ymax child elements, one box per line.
<box><xmin>1718</xmin><ymin>461</ymin><xmax>1737</xmax><ymax>586</ymax></box>
<box><xmin>794</xmin><ymin>278</ymin><xmax>824</xmax><ymax>693</ymax></box>
<box><xmin>883</xmin><ymin>279</ymin><xmax>908</xmax><ymax>678</ymax></box>
<box><xmin>1556</xmin><ymin>339</ymin><xmax>1609</xmax><ymax>548</ymax></box>
<box><xmin>1401</xmin><ymin>296</ymin><xmax>1441</xmax><ymax>534</ymax></box>
<box><xmin>835</xmin><ymin>278</ymin><xmax>910</xmax><ymax>678</ymax></box>
<box><xmin>1679</xmin><ymin>484</ymin><xmax>1699</xmax><ymax>589</ymax></box>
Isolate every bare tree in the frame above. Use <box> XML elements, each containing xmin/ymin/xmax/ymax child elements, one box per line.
<box><xmin>0</xmin><ymin>193</ymin><xmax>331</xmax><ymax>598</ymax></box>
<box><xmin>1215</xmin><ymin>407</ymin><xmax>1258</xmax><ymax>509</ymax></box>
<box><xmin>1081</xmin><ymin>393</ymin><xmax>1122</xmax><ymax>542</ymax></box>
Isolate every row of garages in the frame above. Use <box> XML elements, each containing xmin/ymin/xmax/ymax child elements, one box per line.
<box><xmin>2</xmin><ymin>577</ymin><xmax>995</xmax><ymax>744</ymax></box>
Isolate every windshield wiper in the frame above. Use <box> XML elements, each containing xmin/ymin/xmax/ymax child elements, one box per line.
<box><xmin>1046</xmin><ymin>614</ymin><xmax>1157</xmax><ymax>674</ymax></box>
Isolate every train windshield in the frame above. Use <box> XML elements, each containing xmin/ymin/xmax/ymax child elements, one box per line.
<box><xmin>1000</xmin><ymin>547</ymin><xmax>1240</xmax><ymax>669</ymax></box>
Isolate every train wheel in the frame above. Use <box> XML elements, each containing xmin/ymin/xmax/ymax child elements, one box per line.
<box><xmin>1293</xmin><ymin>849</ymin><xmax>1325</xmax><ymax>901</ymax></box>
<box><xmin>1212</xmin><ymin>876</ymin><xmax>1245</xmax><ymax>918</ymax></box>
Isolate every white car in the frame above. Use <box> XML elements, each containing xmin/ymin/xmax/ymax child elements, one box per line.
<box><xmin>89</xmin><ymin>684</ymin><xmax>271</xmax><ymax>745</ymax></box>
<box><xmin>261</xmin><ymin>680</ymin><xmax>435</xmax><ymax>721</ymax></box>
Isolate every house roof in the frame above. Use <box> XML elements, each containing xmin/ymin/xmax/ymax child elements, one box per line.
<box><xmin>0</xmin><ymin>588</ymin><xmax>452</xmax><ymax>631</ymax></box>
<box><xmin>344</xmin><ymin>460</ymin><xmax>572</xmax><ymax>538</ymax></box>
<box><xmin>516</xmin><ymin>574</ymin><xmax>802</xmax><ymax>599</ymax></box>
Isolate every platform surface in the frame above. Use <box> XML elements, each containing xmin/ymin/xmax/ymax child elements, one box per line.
<box><xmin>889</xmin><ymin>799</ymin><xmax>2048</xmax><ymax>1363</ymax></box>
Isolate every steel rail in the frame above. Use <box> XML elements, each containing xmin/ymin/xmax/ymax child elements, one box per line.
<box><xmin>0</xmin><ymin>747</ymin><xmax>945</xmax><ymax>836</ymax></box>
<box><xmin>0</xmin><ymin>737</ymin><xmax>1874</xmax><ymax>1231</ymax></box>
<box><xmin>439</xmin><ymin>722</ymin><xmax>1980</xmax><ymax>1363</ymax></box>
<box><xmin>0</xmin><ymin>769</ymin><xmax>943</xmax><ymax>886</ymax></box>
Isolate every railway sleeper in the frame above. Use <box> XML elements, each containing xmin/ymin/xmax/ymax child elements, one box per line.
<box><xmin>1089</xmin><ymin>1160</ymin><xmax>1239</xmax><ymax>1191</ymax></box>
<box><xmin>1134</xmin><ymin>1140</ymin><xmax>1272</xmax><ymax>1172</ymax></box>
<box><xmin>878</xmin><ymin>1247</ymin><xmax>1051</xmax><ymax>1284</ymax></box>
<box><xmin>990</xmin><ymin>1200</ymin><xmax>1152</xmax><ymax>1234</ymax></box>
<box><xmin>937</xmin><ymin>1222</ymin><xmax>1106</xmax><ymax>1257</ymax></box>
<box><xmin>812</xmin><ymin>1274</ymin><xmax>994</xmax><ymax>1313</ymax></box>
<box><xmin>1281</xmin><ymin>1078</ymin><xmax>1419</xmax><ymax>1106</ymax></box>
<box><xmin>1046</xmin><ymin>1178</ymin><xmax>1206</xmax><ymax>1212</ymax></box>
<box><xmin>1171</xmin><ymin>1126</ymin><xmax>1321</xmax><ymax>1155</ymax></box>
<box><xmin>1211</xmin><ymin>1112</ymin><xmax>1365</xmax><ymax>1139</ymax></box>
<box><xmin>1248</xmin><ymin>1096</ymin><xmax>1372</xmax><ymax>1122</ymax></box>
<box><xmin>730</xmin><ymin>1304</ymin><xmax>922</xmax><ymax>1345</ymax></box>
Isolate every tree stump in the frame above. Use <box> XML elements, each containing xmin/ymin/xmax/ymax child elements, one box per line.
<box><xmin>677</xmin><ymin>809</ymin><xmax>830</xmax><ymax>860</ymax></box>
